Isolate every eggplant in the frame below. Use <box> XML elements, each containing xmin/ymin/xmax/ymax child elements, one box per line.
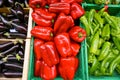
<box><xmin>24</xmin><ymin>14</ymin><xmax>28</xmax><ymax>24</ymax></box>
<box><xmin>15</xmin><ymin>3</ymin><xmax>24</xmax><ymax>21</ymax></box>
<box><xmin>8</xmin><ymin>0</ymin><xmax>15</xmax><ymax>7</ymax></box>
<box><xmin>11</xmin><ymin>22</ymin><xmax>27</xmax><ymax>34</ymax></box>
<box><xmin>0</xmin><ymin>60</ymin><xmax>4</xmax><ymax>73</ymax></box>
<box><xmin>0</xmin><ymin>41</ymin><xmax>15</xmax><ymax>52</ymax></box>
<box><xmin>0</xmin><ymin>25</ymin><xmax>8</xmax><ymax>31</ymax></box>
<box><xmin>9</xmin><ymin>8</ymin><xmax>17</xmax><ymax>17</ymax></box>
<box><xmin>24</xmin><ymin>0</ymin><xmax>29</xmax><ymax>8</ymax></box>
<box><xmin>4</xmin><ymin>32</ymin><xmax>26</xmax><ymax>39</ymax></box>
<box><xmin>0</xmin><ymin>0</ymin><xmax>4</xmax><ymax>7</ymax></box>
<box><xmin>11</xmin><ymin>18</ymin><xmax>20</xmax><ymax>23</ymax></box>
<box><xmin>0</xmin><ymin>22</ymin><xmax>3</xmax><ymax>25</ymax></box>
<box><xmin>0</xmin><ymin>14</ymin><xmax>12</xmax><ymax>28</ymax></box>
<box><xmin>3</xmin><ymin>55</ymin><xmax>24</xmax><ymax>63</ymax></box>
<box><xmin>0</xmin><ymin>44</ymin><xmax>19</xmax><ymax>57</ymax></box>
<box><xmin>6</xmin><ymin>14</ymin><xmax>15</xmax><ymax>19</ymax></box>
<box><xmin>3</xmin><ymin>71</ymin><xmax>22</xmax><ymax>78</ymax></box>
<box><xmin>4</xmin><ymin>62</ymin><xmax>23</xmax><ymax>72</ymax></box>
<box><xmin>0</xmin><ymin>31</ymin><xmax>4</xmax><ymax>38</ymax></box>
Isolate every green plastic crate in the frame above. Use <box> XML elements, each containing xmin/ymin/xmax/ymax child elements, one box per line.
<box><xmin>81</xmin><ymin>3</ymin><xmax>120</xmax><ymax>80</ymax></box>
<box><xmin>28</xmin><ymin>36</ymin><xmax>86</xmax><ymax>80</ymax></box>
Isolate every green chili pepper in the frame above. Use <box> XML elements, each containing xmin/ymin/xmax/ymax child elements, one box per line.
<box><xmin>93</xmin><ymin>24</ymin><xmax>99</xmax><ymax>35</ymax></box>
<box><xmin>89</xmin><ymin>56</ymin><xmax>100</xmax><ymax>74</ymax></box>
<box><xmin>112</xmin><ymin>47</ymin><xmax>119</xmax><ymax>55</ymax></box>
<box><xmin>98</xmin><ymin>38</ymin><xmax>104</xmax><ymax>49</ymax></box>
<box><xmin>89</xmin><ymin>31</ymin><xmax>99</xmax><ymax>55</ymax></box>
<box><xmin>116</xmin><ymin>64</ymin><xmax>120</xmax><ymax>74</ymax></box>
<box><xmin>98</xmin><ymin>41</ymin><xmax>111</xmax><ymax>61</ymax></box>
<box><xmin>103</xmin><ymin>12</ymin><xmax>119</xmax><ymax>30</ymax></box>
<box><xmin>101</xmin><ymin>52</ymin><xmax>116</xmax><ymax>73</ymax></box>
<box><xmin>101</xmin><ymin>24</ymin><xmax>110</xmax><ymax>40</ymax></box>
<box><xmin>94</xmin><ymin>12</ymin><xmax>104</xmax><ymax>28</ymax></box>
<box><xmin>109</xmin><ymin>55</ymin><xmax>120</xmax><ymax>75</ymax></box>
<box><xmin>112</xmin><ymin>37</ymin><xmax>120</xmax><ymax>51</ymax></box>
<box><xmin>80</xmin><ymin>16</ymin><xmax>93</xmax><ymax>36</ymax></box>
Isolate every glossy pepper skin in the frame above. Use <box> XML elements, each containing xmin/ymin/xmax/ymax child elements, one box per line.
<box><xmin>54</xmin><ymin>13</ymin><xmax>74</xmax><ymax>35</ymax></box>
<box><xmin>34</xmin><ymin>39</ymin><xmax>44</xmax><ymax>60</ymax></box>
<box><xmin>47</xmin><ymin>0</ymin><xmax>60</xmax><ymax>4</ymax></box>
<box><xmin>40</xmin><ymin>61</ymin><xmax>57</xmax><ymax>80</ymax></box>
<box><xmin>40</xmin><ymin>42</ymin><xmax>59</xmax><ymax>67</ymax></box>
<box><xmin>31</xmin><ymin>26</ymin><xmax>54</xmax><ymax>41</ymax></box>
<box><xmin>49</xmin><ymin>2</ymin><xmax>70</xmax><ymax>15</ymax></box>
<box><xmin>29</xmin><ymin>0</ymin><xmax>47</xmax><ymax>9</ymax></box>
<box><xmin>54</xmin><ymin>33</ymin><xmax>72</xmax><ymax>57</ymax></box>
<box><xmin>58</xmin><ymin>57</ymin><xmax>79</xmax><ymax>80</ymax></box>
<box><xmin>71</xmin><ymin>3</ymin><xmax>85</xmax><ymax>19</ymax></box>
<box><xmin>32</xmin><ymin>12</ymin><xmax>53</xmax><ymax>27</ymax></box>
<box><xmin>34</xmin><ymin>8</ymin><xmax>56</xmax><ymax>20</ymax></box>
<box><xmin>71</xmin><ymin>41</ymin><xmax>80</xmax><ymax>56</ymax></box>
<box><xmin>34</xmin><ymin>60</ymin><xmax>42</xmax><ymax>77</ymax></box>
<box><xmin>60</xmin><ymin>0</ymin><xmax>83</xmax><ymax>3</ymax></box>
<box><xmin>69</xmin><ymin>26</ymin><xmax>86</xmax><ymax>43</ymax></box>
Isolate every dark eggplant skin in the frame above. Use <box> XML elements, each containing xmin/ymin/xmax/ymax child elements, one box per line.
<box><xmin>0</xmin><ymin>14</ymin><xmax>12</xmax><ymax>28</ymax></box>
<box><xmin>0</xmin><ymin>41</ymin><xmax>15</xmax><ymax>52</ymax></box>
<box><xmin>5</xmin><ymin>56</ymin><xmax>24</xmax><ymax>64</ymax></box>
<box><xmin>6</xmin><ymin>14</ymin><xmax>15</xmax><ymax>19</ymax></box>
<box><xmin>11</xmin><ymin>18</ymin><xmax>20</xmax><ymax>23</ymax></box>
<box><xmin>0</xmin><ymin>0</ymin><xmax>4</xmax><ymax>7</ymax></box>
<box><xmin>4</xmin><ymin>62</ymin><xmax>23</xmax><ymax>72</ymax></box>
<box><xmin>8</xmin><ymin>0</ymin><xmax>15</xmax><ymax>7</ymax></box>
<box><xmin>0</xmin><ymin>25</ymin><xmax>8</xmax><ymax>31</ymax></box>
<box><xmin>3</xmin><ymin>71</ymin><xmax>22</xmax><ymax>78</ymax></box>
<box><xmin>0</xmin><ymin>60</ymin><xmax>4</xmax><ymax>73</ymax></box>
<box><xmin>0</xmin><ymin>44</ymin><xmax>19</xmax><ymax>57</ymax></box>
<box><xmin>9</xmin><ymin>8</ymin><xmax>17</xmax><ymax>17</ymax></box>
<box><xmin>11</xmin><ymin>22</ymin><xmax>27</xmax><ymax>34</ymax></box>
<box><xmin>15</xmin><ymin>3</ymin><xmax>24</xmax><ymax>21</ymax></box>
<box><xmin>0</xmin><ymin>32</ymin><xmax>4</xmax><ymax>38</ymax></box>
<box><xmin>4</xmin><ymin>32</ymin><xmax>26</xmax><ymax>39</ymax></box>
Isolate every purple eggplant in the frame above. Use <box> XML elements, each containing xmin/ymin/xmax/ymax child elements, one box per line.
<box><xmin>0</xmin><ymin>14</ymin><xmax>12</xmax><ymax>28</ymax></box>
<box><xmin>3</xmin><ymin>71</ymin><xmax>22</xmax><ymax>78</ymax></box>
<box><xmin>4</xmin><ymin>32</ymin><xmax>26</xmax><ymax>39</ymax></box>
<box><xmin>4</xmin><ymin>62</ymin><xmax>23</xmax><ymax>72</ymax></box>
<box><xmin>11</xmin><ymin>22</ymin><xmax>27</xmax><ymax>34</ymax></box>
<box><xmin>0</xmin><ymin>0</ymin><xmax>3</xmax><ymax>7</ymax></box>
<box><xmin>8</xmin><ymin>0</ymin><xmax>15</xmax><ymax>7</ymax></box>
<box><xmin>0</xmin><ymin>41</ymin><xmax>15</xmax><ymax>52</ymax></box>
<box><xmin>0</xmin><ymin>44</ymin><xmax>19</xmax><ymax>57</ymax></box>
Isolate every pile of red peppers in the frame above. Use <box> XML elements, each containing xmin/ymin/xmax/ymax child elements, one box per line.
<box><xmin>29</xmin><ymin>0</ymin><xmax>86</xmax><ymax>80</ymax></box>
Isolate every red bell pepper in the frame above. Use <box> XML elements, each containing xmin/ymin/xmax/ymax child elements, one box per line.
<box><xmin>75</xmin><ymin>0</ymin><xmax>83</xmax><ymax>3</ymax></box>
<box><xmin>47</xmin><ymin>0</ymin><xmax>60</xmax><ymax>4</ymax></box>
<box><xmin>32</xmin><ymin>12</ymin><xmax>53</xmax><ymax>27</ymax></box>
<box><xmin>54</xmin><ymin>33</ymin><xmax>72</xmax><ymax>57</ymax></box>
<box><xmin>71</xmin><ymin>41</ymin><xmax>80</xmax><ymax>56</ymax></box>
<box><xmin>54</xmin><ymin>13</ymin><xmax>74</xmax><ymax>35</ymax></box>
<box><xmin>49</xmin><ymin>2</ymin><xmax>70</xmax><ymax>15</ymax></box>
<box><xmin>58</xmin><ymin>57</ymin><xmax>79</xmax><ymax>80</ymax></box>
<box><xmin>40</xmin><ymin>42</ymin><xmax>59</xmax><ymax>67</ymax></box>
<box><xmin>60</xmin><ymin>0</ymin><xmax>75</xmax><ymax>3</ymax></box>
<box><xmin>34</xmin><ymin>8</ymin><xmax>56</xmax><ymax>20</ymax></box>
<box><xmin>34</xmin><ymin>39</ymin><xmax>44</xmax><ymax>60</ymax></box>
<box><xmin>29</xmin><ymin>0</ymin><xmax>47</xmax><ymax>9</ymax></box>
<box><xmin>60</xmin><ymin>0</ymin><xmax>82</xmax><ymax>3</ymax></box>
<box><xmin>31</xmin><ymin>26</ymin><xmax>54</xmax><ymax>41</ymax></box>
<box><xmin>71</xmin><ymin>3</ymin><xmax>85</xmax><ymax>19</ymax></box>
<box><xmin>40</xmin><ymin>61</ymin><xmax>57</xmax><ymax>80</ymax></box>
<box><xmin>34</xmin><ymin>60</ymin><xmax>42</xmax><ymax>77</ymax></box>
<box><xmin>69</xmin><ymin>26</ymin><xmax>86</xmax><ymax>42</ymax></box>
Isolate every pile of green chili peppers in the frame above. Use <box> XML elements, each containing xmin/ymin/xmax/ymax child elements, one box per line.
<box><xmin>80</xmin><ymin>7</ymin><xmax>120</xmax><ymax>76</ymax></box>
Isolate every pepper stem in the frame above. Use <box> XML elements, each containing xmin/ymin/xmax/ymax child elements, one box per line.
<box><xmin>45</xmin><ymin>5</ymin><xmax>49</xmax><ymax>9</ymax></box>
<box><xmin>78</xmin><ymin>32</ymin><xmax>83</xmax><ymax>38</ymax></box>
<box><xmin>50</xmin><ymin>32</ymin><xmax>53</xmax><ymax>37</ymax></box>
<box><xmin>36</xmin><ymin>4</ymin><xmax>40</xmax><ymax>8</ymax></box>
<box><xmin>52</xmin><ymin>19</ymin><xmax>54</xmax><ymax>23</ymax></box>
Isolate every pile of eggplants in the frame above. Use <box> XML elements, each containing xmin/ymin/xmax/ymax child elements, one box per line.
<box><xmin>0</xmin><ymin>0</ymin><xmax>29</xmax><ymax>8</ymax></box>
<box><xmin>0</xmin><ymin>3</ymin><xmax>28</xmax><ymax>39</ymax></box>
<box><xmin>0</xmin><ymin>40</ymin><xmax>25</xmax><ymax>78</ymax></box>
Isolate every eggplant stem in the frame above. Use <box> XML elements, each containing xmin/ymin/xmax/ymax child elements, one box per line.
<box><xmin>16</xmin><ymin>54</ymin><xmax>21</xmax><ymax>61</ymax></box>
